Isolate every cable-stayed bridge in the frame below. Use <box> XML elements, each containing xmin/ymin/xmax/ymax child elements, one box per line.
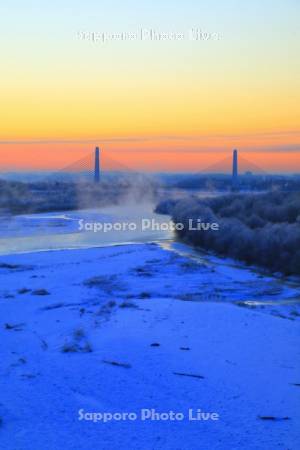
<box><xmin>47</xmin><ymin>148</ymin><xmax>132</xmax><ymax>181</ymax></box>
<box><xmin>0</xmin><ymin>146</ymin><xmax>272</xmax><ymax>192</ymax></box>
<box><xmin>45</xmin><ymin>147</ymin><xmax>267</xmax><ymax>185</ymax></box>
<box><xmin>200</xmin><ymin>152</ymin><xmax>266</xmax><ymax>176</ymax></box>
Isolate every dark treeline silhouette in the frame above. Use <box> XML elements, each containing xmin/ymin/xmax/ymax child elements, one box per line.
<box><xmin>156</xmin><ymin>192</ymin><xmax>300</xmax><ymax>275</ymax></box>
<box><xmin>158</xmin><ymin>173</ymin><xmax>300</xmax><ymax>192</ymax></box>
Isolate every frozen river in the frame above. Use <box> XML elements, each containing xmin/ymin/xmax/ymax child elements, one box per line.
<box><xmin>0</xmin><ymin>203</ymin><xmax>173</xmax><ymax>255</ymax></box>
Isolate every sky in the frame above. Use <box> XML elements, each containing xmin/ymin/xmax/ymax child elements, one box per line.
<box><xmin>0</xmin><ymin>0</ymin><xmax>299</xmax><ymax>172</ymax></box>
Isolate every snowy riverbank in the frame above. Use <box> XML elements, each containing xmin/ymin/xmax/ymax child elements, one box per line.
<box><xmin>0</xmin><ymin>243</ymin><xmax>299</xmax><ymax>449</ymax></box>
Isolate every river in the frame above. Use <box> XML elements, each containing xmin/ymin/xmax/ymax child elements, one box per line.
<box><xmin>0</xmin><ymin>203</ymin><xmax>173</xmax><ymax>255</ymax></box>
<box><xmin>0</xmin><ymin>202</ymin><xmax>299</xmax><ymax>309</ymax></box>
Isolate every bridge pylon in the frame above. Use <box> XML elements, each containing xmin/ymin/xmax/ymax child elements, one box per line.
<box><xmin>94</xmin><ymin>147</ymin><xmax>100</xmax><ymax>183</ymax></box>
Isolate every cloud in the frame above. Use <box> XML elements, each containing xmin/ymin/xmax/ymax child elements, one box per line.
<box><xmin>0</xmin><ymin>130</ymin><xmax>299</xmax><ymax>153</ymax></box>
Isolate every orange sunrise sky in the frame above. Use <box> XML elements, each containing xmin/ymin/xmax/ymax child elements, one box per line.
<box><xmin>0</xmin><ymin>1</ymin><xmax>299</xmax><ymax>172</ymax></box>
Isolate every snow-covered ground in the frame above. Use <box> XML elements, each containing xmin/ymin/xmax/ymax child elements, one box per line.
<box><xmin>0</xmin><ymin>243</ymin><xmax>299</xmax><ymax>449</ymax></box>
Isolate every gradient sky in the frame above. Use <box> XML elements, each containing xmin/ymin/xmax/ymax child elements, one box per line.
<box><xmin>0</xmin><ymin>0</ymin><xmax>299</xmax><ymax>172</ymax></box>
